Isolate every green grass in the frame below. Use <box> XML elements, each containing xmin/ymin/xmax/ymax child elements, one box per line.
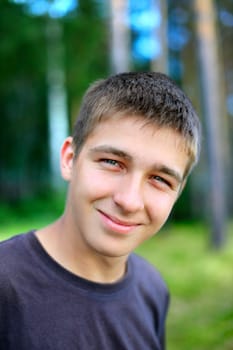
<box><xmin>0</xmin><ymin>198</ymin><xmax>232</xmax><ymax>349</ymax></box>
<box><xmin>0</xmin><ymin>193</ymin><xmax>65</xmax><ymax>239</ymax></box>
<box><xmin>136</xmin><ymin>223</ymin><xmax>233</xmax><ymax>350</ymax></box>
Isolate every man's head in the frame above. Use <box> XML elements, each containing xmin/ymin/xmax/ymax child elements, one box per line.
<box><xmin>72</xmin><ymin>72</ymin><xmax>201</xmax><ymax>178</ymax></box>
<box><xmin>60</xmin><ymin>72</ymin><xmax>201</xmax><ymax>258</ymax></box>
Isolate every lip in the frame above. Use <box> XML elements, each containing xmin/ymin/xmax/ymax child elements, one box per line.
<box><xmin>97</xmin><ymin>210</ymin><xmax>140</xmax><ymax>234</ymax></box>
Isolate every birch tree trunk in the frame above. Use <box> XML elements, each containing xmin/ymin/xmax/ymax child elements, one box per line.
<box><xmin>46</xmin><ymin>19</ymin><xmax>69</xmax><ymax>189</ymax></box>
<box><xmin>151</xmin><ymin>0</ymin><xmax>168</xmax><ymax>74</ymax></box>
<box><xmin>109</xmin><ymin>0</ymin><xmax>130</xmax><ymax>73</ymax></box>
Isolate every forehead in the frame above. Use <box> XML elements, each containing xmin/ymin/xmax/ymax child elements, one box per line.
<box><xmin>79</xmin><ymin>116</ymin><xmax>190</xmax><ymax>178</ymax></box>
<box><xmin>86</xmin><ymin>116</ymin><xmax>186</xmax><ymax>149</ymax></box>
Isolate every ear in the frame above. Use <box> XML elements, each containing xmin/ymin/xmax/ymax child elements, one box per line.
<box><xmin>60</xmin><ymin>136</ymin><xmax>75</xmax><ymax>181</ymax></box>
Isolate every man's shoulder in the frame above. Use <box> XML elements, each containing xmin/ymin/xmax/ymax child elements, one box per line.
<box><xmin>130</xmin><ymin>253</ymin><xmax>169</xmax><ymax>293</ymax></box>
<box><xmin>0</xmin><ymin>232</ymin><xmax>33</xmax><ymax>272</ymax></box>
<box><xmin>0</xmin><ymin>232</ymin><xmax>27</xmax><ymax>253</ymax></box>
<box><xmin>0</xmin><ymin>231</ymin><xmax>35</xmax><ymax>292</ymax></box>
<box><xmin>131</xmin><ymin>253</ymin><xmax>162</xmax><ymax>277</ymax></box>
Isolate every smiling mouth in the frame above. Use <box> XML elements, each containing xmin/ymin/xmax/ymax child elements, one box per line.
<box><xmin>97</xmin><ymin>210</ymin><xmax>140</xmax><ymax>234</ymax></box>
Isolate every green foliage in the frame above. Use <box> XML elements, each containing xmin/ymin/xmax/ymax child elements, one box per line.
<box><xmin>0</xmin><ymin>2</ymin><xmax>48</xmax><ymax>200</ymax></box>
<box><xmin>64</xmin><ymin>0</ymin><xmax>109</xmax><ymax>124</ymax></box>
<box><xmin>0</xmin><ymin>0</ymin><xmax>108</xmax><ymax>202</ymax></box>
<box><xmin>0</xmin><ymin>191</ymin><xmax>65</xmax><ymax>238</ymax></box>
<box><xmin>136</xmin><ymin>223</ymin><xmax>233</xmax><ymax>350</ymax></box>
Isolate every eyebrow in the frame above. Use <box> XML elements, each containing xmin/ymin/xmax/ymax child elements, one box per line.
<box><xmin>89</xmin><ymin>145</ymin><xmax>132</xmax><ymax>160</ymax></box>
<box><xmin>89</xmin><ymin>145</ymin><xmax>183</xmax><ymax>184</ymax></box>
<box><xmin>153</xmin><ymin>165</ymin><xmax>183</xmax><ymax>184</ymax></box>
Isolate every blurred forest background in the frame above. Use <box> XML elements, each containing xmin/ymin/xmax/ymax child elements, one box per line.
<box><xmin>0</xmin><ymin>0</ymin><xmax>232</xmax><ymax>247</ymax></box>
<box><xmin>0</xmin><ymin>1</ymin><xmax>233</xmax><ymax>348</ymax></box>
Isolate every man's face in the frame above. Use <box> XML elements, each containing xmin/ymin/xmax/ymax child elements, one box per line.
<box><xmin>61</xmin><ymin>116</ymin><xmax>189</xmax><ymax>259</ymax></box>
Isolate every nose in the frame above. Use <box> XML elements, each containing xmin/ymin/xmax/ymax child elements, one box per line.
<box><xmin>113</xmin><ymin>174</ymin><xmax>144</xmax><ymax>213</ymax></box>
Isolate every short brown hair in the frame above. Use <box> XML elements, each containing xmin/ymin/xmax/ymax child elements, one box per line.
<box><xmin>72</xmin><ymin>72</ymin><xmax>201</xmax><ymax>176</ymax></box>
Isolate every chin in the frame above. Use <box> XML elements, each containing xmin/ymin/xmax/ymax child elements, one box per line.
<box><xmin>95</xmin><ymin>246</ymin><xmax>130</xmax><ymax>260</ymax></box>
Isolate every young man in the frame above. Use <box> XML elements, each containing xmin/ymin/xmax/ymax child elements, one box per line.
<box><xmin>0</xmin><ymin>72</ymin><xmax>201</xmax><ymax>349</ymax></box>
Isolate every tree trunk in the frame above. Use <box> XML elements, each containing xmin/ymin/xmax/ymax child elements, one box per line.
<box><xmin>46</xmin><ymin>18</ymin><xmax>69</xmax><ymax>189</ymax></box>
<box><xmin>151</xmin><ymin>0</ymin><xmax>168</xmax><ymax>74</ymax></box>
<box><xmin>109</xmin><ymin>0</ymin><xmax>130</xmax><ymax>73</ymax></box>
<box><xmin>193</xmin><ymin>0</ymin><xmax>228</xmax><ymax>248</ymax></box>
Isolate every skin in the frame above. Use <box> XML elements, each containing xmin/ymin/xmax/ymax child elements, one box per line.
<box><xmin>36</xmin><ymin>116</ymin><xmax>190</xmax><ymax>283</ymax></box>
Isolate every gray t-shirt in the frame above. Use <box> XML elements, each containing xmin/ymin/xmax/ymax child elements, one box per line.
<box><xmin>0</xmin><ymin>231</ymin><xmax>169</xmax><ymax>349</ymax></box>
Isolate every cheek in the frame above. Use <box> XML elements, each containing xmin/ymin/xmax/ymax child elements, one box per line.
<box><xmin>148</xmin><ymin>194</ymin><xmax>176</xmax><ymax>225</ymax></box>
<box><xmin>75</xmin><ymin>168</ymin><xmax>118</xmax><ymax>200</ymax></box>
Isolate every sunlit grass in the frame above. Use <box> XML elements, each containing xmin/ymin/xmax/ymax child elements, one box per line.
<box><xmin>0</xmin><ymin>197</ymin><xmax>232</xmax><ymax>350</ymax></box>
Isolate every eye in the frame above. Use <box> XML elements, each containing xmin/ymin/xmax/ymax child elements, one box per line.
<box><xmin>150</xmin><ymin>175</ymin><xmax>172</xmax><ymax>189</ymax></box>
<box><xmin>101</xmin><ymin>159</ymin><xmax>119</xmax><ymax>166</ymax></box>
<box><xmin>99</xmin><ymin>158</ymin><xmax>123</xmax><ymax>170</ymax></box>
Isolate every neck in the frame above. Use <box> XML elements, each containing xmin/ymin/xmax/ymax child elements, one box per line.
<box><xmin>36</xmin><ymin>217</ymin><xmax>128</xmax><ymax>284</ymax></box>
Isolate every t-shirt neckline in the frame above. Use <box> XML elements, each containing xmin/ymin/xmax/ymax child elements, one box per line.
<box><xmin>25</xmin><ymin>230</ymin><xmax>134</xmax><ymax>296</ymax></box>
